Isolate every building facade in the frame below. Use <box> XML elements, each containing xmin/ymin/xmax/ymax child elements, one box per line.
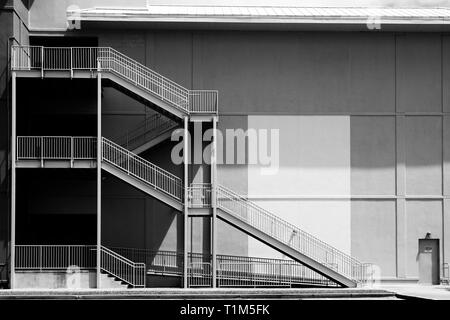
<box><xmin>1</xmin><ymin>0</ymin><xmax>450</xmax><ymax>289</ymax></box>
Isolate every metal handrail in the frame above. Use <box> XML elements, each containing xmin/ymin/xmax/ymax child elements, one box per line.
<box><xmin>11</xmin><ymin>46</ymin><xmax>218</xmax><ymax>114</ymax></box>
<box><xmin>100</xmin><ymin>246</ymin><xmax>146</xmax><ymax>288</ymax></box>
<box><xmin>17</xmin><ymin>136</ymin><xmax>97</xmax><ymax>160</ymax></box>
<box><xmin>15</xmin><ymin>245</ymin><xmax>97</xmax><ymax>270</ymax></box>
<box><xmin>216</xmin><ymin>184</ymin><xmax>370</xmax><ymax>284</ymax></box>
<box><xmin>15</xmin><ymin>245</ymin><xmax>145</xmax><ymax>288</ymax></box>
<box><xmin>102</xmin><ymin>137</ymin><xmax>183</xmax><ymax>202</ymax></box>
<box><xmin>109</xmin><ymin>247</ymin><xmax>337</xmax><ymax>287</ymax></box>
<box><xmin>187</xmin><ymin>183</ymin><xmax>212</xmax><ymax>208</ymax></box>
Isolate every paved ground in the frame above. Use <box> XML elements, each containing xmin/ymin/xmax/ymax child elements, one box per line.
<box><xmin>380</xmin><ymin>284</ymin><xmax>450</xmax><ymax>300</ymax></box>
<box><xmin>0</xmin><ymin>287</ymin><xmax>398</xmax><ymax>300</ymax></box>
<box><xmin>2</xmin><ymin>285</ymin><xmax>449</xmax><ymax>300</ymax></box>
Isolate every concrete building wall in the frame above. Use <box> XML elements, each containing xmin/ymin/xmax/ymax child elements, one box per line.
<box><xmin>1</xmin><ymin>2</ymin><xmax>448</xmax><ymax>282</ymax></box>
<box><xmin>93</xmin><ymin>30</ymin><xmax>450</xmax><ymax>280</ymax></box>
<box><xmin>0</xmin><ymin>0</ymin><xmax>30</xmax><ymax>285</ymax></box>
<box><xmin>15</xmin><ymin>271</ymin><xmax>96</xmax><ymax>289</ymax></box>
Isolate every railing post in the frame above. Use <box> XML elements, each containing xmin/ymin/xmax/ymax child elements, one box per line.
<box><xmin>70</xmin><ymin>47</ymin><xmax>74</xmax><ymax>78</ymax></box>
<box><xmin>183</xmin><ymin>116</ymin><xmax>189</xmax><ymax>288</ymax></box>
<box><xmin>39</xmin><ymin>246</ymin><xmax>42</xmax><ymax>272</ymax></box>
<box><xmin>211</xmin><ymin>117</ymin><xmax>218</xmax><ymax>288</ymax></box>
<box><xmin>40</xmin><ymin>136</ymin><xmax>44</xmax><ymax>168</ymax></box>
<box><xmin>70</xmin><ymin>137</ymin><xmax>74</xmax><ymax>168</ymax></box>
<box><xmin>40</xmin><ymin>46</ymin><xmax>44</xmax><ymax>78</ymax></box>
<box><xmin>127</xmin><ymin>151</ymin><xmax>130</xmax><ymax>174</ymax></box>
<box><xmin>96</xmin><ymin>60</ymin><xmax>102</xmax><ymax>289</ymax></box>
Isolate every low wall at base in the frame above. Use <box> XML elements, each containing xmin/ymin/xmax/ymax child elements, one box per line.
<box><xmin>15</xmin><ymin>270</ymin><xmax>96</xmax><ymax>289</ymax></box>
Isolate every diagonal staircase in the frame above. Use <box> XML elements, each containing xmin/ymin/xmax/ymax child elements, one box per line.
<box><xmin>215</xmin><ymin>185</ymin><xmax>370</xmax><ymax>287</ymax></box>
<box><xmin>101</xmin><ymin>137</ymin><xmax>184</xmax><ymax>210</ymax></box>
<box><xmin>115</xmin><ymin>114</ymin><xmax>179</xmax><ymax>154</ymax></box>
<box><xmin>109</xmin><ymin>247</ymin><xmax>340</xmax><ymax>288</ymax></box>
<box><xmin>100</xmin><ymin>246</ymin><xmax>146</xmax><ymax>288</ymax></box>
<box><xmin>11</xmin><ymin>45</ymin><xmax>371</xmax><ymax>288</ymax></box>
<box><xmin>11</xmin><ymin>46</ymin><xmax>219</xmax><ymax>119</ymax></box>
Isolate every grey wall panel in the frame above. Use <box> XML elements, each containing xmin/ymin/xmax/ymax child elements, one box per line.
<box><xmin>405</xmin><ymin>116</ymin><xmax>442</xmax><ymax>195</ymax></box>
<box><xmin>102</xmin><ymin>198</ymin><xmax>146</xmax><ymax>248</ymax></box>
<box><xmin>0</xmin><ymin>11</ymin><xmax>12</xmax><ymax>96</ymax></box>
<box><xmin>217</xmin><ymin>115</ymin><xmax>248</xmax><ymax>194</ymax></box>
<box><xmin>351</xmin><ymin>116</ymin><xmax>396</xmax><ymax>195</ymax></box>
<box><xmin>146</xmin><ymin>31</ymin><xmax>193</xmax><ymax>88</ymax></box>
<box><xmin>351</xmin><ymin>200</ymin><xmax>397</xmax><ymax>278</ymax></box>
<box><xmin>194</xmin><ymin>32</ymin><xmax>395</xmax><ymax>114</ymax></box>
<box><xmin>102</xmin><ymin>114</ymin><xmax>147</xmax><ymax>142</ymax></box>
<box><xmin>216</xmin><ymin>115</ymin><xmax>249</xmax><ymax>255</ymax></box>
<box><xmin>102</xmin><ymin>87</ymin><xmax>147</xmax><ymax>115</ymax></box>
<box><xmin>217</xmin><ymin>219</ymin><xmax>248</xmax><ymax>256</ymax></box>
<box><xmin>99</xmin><ymin>31</ymin><xmax>146</xmax><ymax>64</ymax></box>
<box><xmin>146</xmin><ymin>199</ymin><xmax>182</xmax><ymax>252</ymax></box>
<box><xmin>189</xmin><ymin>216</ymin><xmax>211</xmax><ymax>254</ymax></box>
<box><xmin>445</xmin><ymin>116</ymin><xmax>450</xmax><ymax>196</ymax></box>
<box><xmin>140</xmin><ymin>139</ymin><xmax>183</xmax><ymax>178</ymax></box>
<box><xmin>102</xmin><ymin>172</ymin><xmax>182</xmax><ymax>252</ymax></box>
<box><xmin>443</xmin><ymin>36</ymin><xmax>450</xmax><ymax>113</ymax></box>
<box><xmin>20</xmin><ymin>171</ymin><xmax>96</xmax><ymax>216</ymax></box>
<box><xmin>13</xmin><ymin>0</ymin><xmax>29</xmax><ymax>27</ymax></box>
<box><xmin>396</xmin><ymin>34</ymin><xmax>442</xmax><ymax>113</ymax></box>
<box><xmin>405</xmin><ymin>200</ymin><xmax>443</xmax><ymax>278</ymax></box>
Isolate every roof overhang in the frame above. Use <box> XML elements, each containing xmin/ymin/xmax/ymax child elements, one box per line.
<box><xmin>66</xmin><ymin>5</ymin><xmax>450</xmax><ymax>32</ymax></box>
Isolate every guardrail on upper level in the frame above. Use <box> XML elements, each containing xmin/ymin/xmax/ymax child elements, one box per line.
<box><xmin>11</xmin><ymin>46</ymin><xmax>218</xmax><ymax>114</ymax></box>
<box><xmin>187</xmin><ymin>183</ymin><xmax>212</xmax><ymax>208</ymax></box>
<box><xmin>17</xmin><ymin>136</ymin><xmax>96</xmax><ymax>160</ymax></box>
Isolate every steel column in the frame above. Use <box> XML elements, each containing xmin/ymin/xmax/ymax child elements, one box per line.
<box><xmin>183</xmin><ymin>117</ymin><xmax>189</xmax><ymax>288</ymax></box>
<box><xmin>10</xmin><ymin>71</ymin><xmax>16</xmax><ymax>288</ymax></box>
<box><xmin>211</xmin><ymin>117</ymin><xmax>218</xmax><ymax>287</ymax></box>
<box><xmin>96</xmin><ymin>62</ymin><xmax>102</xmax><ymax>288</ymax></box>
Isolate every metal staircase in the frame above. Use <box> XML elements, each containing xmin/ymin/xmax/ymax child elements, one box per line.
<box><xmin>115</xmin><ymin>113</ymin><xmax>179</xmax><ymax>154</ymax></box>
<box><xmin>11</xmin><ymin>45</ymin><xmax>371</xmax><ymax>289</ymax></box>
<box><xmin>11</xmin><ymin>46</ymin><xmax>218</xmax><ymax>119</ymax></box>
<box><xmin>102</xmin><ymin>137</ymin><xmax>184</xmax><ymax>210</ymax></box>
<box><xmin>14</xmin><ymin>245</ymin><xmax>146</xmax><ymax>288</ymax></box>
<box><xmin>108</xmin><ymin>247</ymin><xmax>339</xmax><ymax>288</ymax></box>
<box><xmin>100</xmin><ymin>246</ymin><xmax>146</xmax><ymax>288</ymax></box>
<box><xmin>215</xmin><ymin>185</ymin><xmax>370</xmax><ymax>287</ymax></box>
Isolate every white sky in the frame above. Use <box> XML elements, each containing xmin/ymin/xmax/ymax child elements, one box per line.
<box><xmin>148</xmin><ymin>0</ymin><xmax>450</xmax><ymax>7</ymax></box>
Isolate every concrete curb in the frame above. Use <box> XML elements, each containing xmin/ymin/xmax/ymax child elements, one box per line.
<box><xmin>0</xmin><ymin>288</ymin><xmax>397</xmax><ymax>300</ymax></box>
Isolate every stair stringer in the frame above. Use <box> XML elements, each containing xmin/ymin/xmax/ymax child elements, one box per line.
<box><xmin>102</xmin><ymin>161</ymin><xmax>183</xmax><ymax>212</ymax></box>
<box><xmin>217</xmin><ymin>208</ymin><xmax>357</xmax><ymax>288</ymax></box>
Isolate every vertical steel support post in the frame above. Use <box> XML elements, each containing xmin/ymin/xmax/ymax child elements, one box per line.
<box><xmin>183</xmin><ymin>117</ymin><xmax>189</xmax><ymax>288</ymax></box>
<box><xmin>96</xmin><ymin>61</ymin><xmax>102</xmax><ymax>288</ymax></box>
<box><xmin>10</xmin><ymin>71</ymin><xmax>16</xmax><ymax>288</ymax></box>
<box><xmin>211</xmin><ymin>117</ymin><xmax>217</xmax><ymax>288</ymax></box>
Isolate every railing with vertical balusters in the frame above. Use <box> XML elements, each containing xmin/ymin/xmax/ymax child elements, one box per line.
<box><xmin>16</xmin><ymin>136</ymin><xmax>97</xmax><ymax>160</ymax></box>
<box><xmin>102</xmin><ymin>137</ymin><xmax>183</xmax><ymax>202</ymax></box>
<box><xmin>109</xmin><ymin>247</ymin><xmax>338</xmax><ymax>287</ymax></box>
<box><xmin>187</xmin><ymin>183</ymin><xmax>212</xmax><ymax>208</ymax></box>
<box><xmin>15</xmin><ymin>245</ymin><xmax>145</xmax><ymax>288</ymax></box>
<box><xmin>100</xmin><ymin>246</ymin><xmax>146</xmax><ymax>288</ymax></box>
<box><xmin>15</xmin><ymin>245</ymin><xmax>97</xmax><ymax>270</ymax></box>
<box><xmin>11</xmin><ymin>46</ymin><xmax>218</xmax><ymax>114</ymax></box>
<box><xmin>216</xmin><ymin>184</ymin><xmax>372</xmax><ymax>285</ymax></box>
